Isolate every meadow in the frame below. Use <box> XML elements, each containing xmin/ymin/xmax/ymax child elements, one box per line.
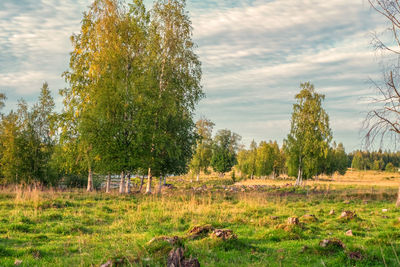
<box><xmin>0</xmin><ymin>170</ymin><xmax>400</xmax><ymax>266</ymax></box>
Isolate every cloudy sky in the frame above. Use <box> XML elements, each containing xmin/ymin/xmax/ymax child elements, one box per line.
<box><xmin>0</xmin><ymin>0</ymin><xmax>390</xmax><ymax>151</ymax></box>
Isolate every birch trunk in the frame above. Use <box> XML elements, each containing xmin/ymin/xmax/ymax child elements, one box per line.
<box><xmin>86</xmin><ymin>168</ymin><xmax>93</xmax><ymax>192</ymax></box>
<box><xmin>145</xmin><ymin>168</ymin><xmax>152</xmax><ymax>194</ymax></box>
<box><xmin>396</xmin><ymin>184</ymin><xmax>400</xmax><ymax>207</ymax></box>
<box><xmin>295</xmin><ymin>156</ymin><xmax>302</xmax><ymax>186</ymax></box>
<box><xmin>119</xmin><ymin>171</ymin><xmax>125</xmax><ymax>194</ymax></box>
<box><xmin>296</xmin><ymin>167</ymin><xmax>302</xmax><ymax>186</ymax></box>
<box><xmin>163</xmin><ymin>176</ymin><xmax>166</xmax><ymax>186</ymax></box>
<box><xmin>125</xmin><ymin>172</ymin><xmax>131</xmax><ymax>194</ymax></box>
<box><xmin>105</xmin><ymin>173</ymin><xmax>111</xmax><ymax>193</ymax></box>
<box><xmin>196</xmin><ymin>173</ymin><xmax>199</xmax><ymax>182</ymax></box>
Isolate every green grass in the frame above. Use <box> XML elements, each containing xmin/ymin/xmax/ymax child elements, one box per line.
<box><xmin>0</xmin><ymin>180</ymin><xmax>399</xmax><ymax>266</ymax></box>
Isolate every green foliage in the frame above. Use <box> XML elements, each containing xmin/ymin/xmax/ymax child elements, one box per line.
<box><xmin>59</xmin><ymin>0</ymin><xmax>203</xmax><ymax>190</ymax></box>
<box><xmin>236</xmin><ymin>149</ymin><xmax>251</xmax><ymax>178</ymax></box>
<box><xmin>143</xmin><ymin>0</ymin><xmax>203</xmax><ymax>178</ymax></box>
<box><xmin>190</xmin><ymin>118</ymin><xmax>214</xmax><ymax>177</ymax></box>
<box><xmin>211</xmin><ymin>129</ymin><xmax>241</xmax><ymax>174</ymax></box>
<box><xmin>334</xmin><ymin>143</ymin><xmax>348</xmax><ymax>175</ymax></box>
<box><xmin>350</xmin><ymin>150</ymin><xmax>400</xmax><ymax>171</ymax></box>
<box><xmin>285</xmin><ymin>82</ymin><xmax>332</xmax><ymax>182</ymax></box>
<box><xmin>385</xmin><ymin>162</ymin><xmax>397</xmax><ymax>172</ymax></box>
<box><xmin>255</xmin><ymin>141</ymin><xmax>275</xmax><ymax>177</ymax></box>
<box><xmin>61</xmin><ymin>0</ymin><xmax>149</xmax><ymax>180</ymax></box>
<box><xmin>322</xmin><ymin>142</ymin><xmax>348</xmax><ymax>176</ymax></box>
<box><xmin>236</xmin><ymin>140</ymin><xmax>258</xmax><ymax>178</ymax></box>
<box><xmin>0</xmin><ymin>83</ymin><xmax>57</xmax><ymax>185</ymax></box>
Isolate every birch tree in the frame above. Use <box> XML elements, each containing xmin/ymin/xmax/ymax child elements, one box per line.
<box><xmin>142</xmin><ymin>0</ymin><xmax>203</xmax><ymax>193</ymax></box>
<box><xmin>285</xmin><ymin>82</ymin><xmax>332</xmax><ymax>186</ymax></box>
<box><xmin>62</xmin><ymin>0</ymin><xmax>149</xmax><ymax>192</ymax></box>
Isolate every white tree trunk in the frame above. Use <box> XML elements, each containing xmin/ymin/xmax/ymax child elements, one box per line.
<box><xmin>87</xmin><ymin>168</ymin><xmax>93</xmax><ymax>192</ymax></box>
<box><xmin>295</xmin><ymin>156</ymin><xmax>302</xmax><ymax>186</ymax></box>
<box><xmin>125</xmin><ymin>173</ymin><xmax>131</xmax><ymax>194</ymax></box>
<box><xmin>296</xmin><ymin>167</ymin><xmax>302</xmax><ymax>186</ymax></box>
<box><xmin>105</xmin><ymin>173</ymin><xmax>111</xmax><ymax>193</ymax></box>
<box><xmin>145</xmin><ymin>168</ymin><xmax>152</xmax><ymax>194</ymax></box>
<box><xmin>119</xmin><ymin>171</ymin><xmax>125</xmax><ymax>194</ymax></box>
<box><xmin>196</xmin><ymin>173</ymin><xmax>199</xmax><ymax>182</ymax></box>
<box><xmin>396</xmin><ymin>184</ymin><xmax>400</xmax><ymax>207</ymax></box>
<box><xmin>163</xmin><ymin>176</ymin><xmax>166</xmax><ymax>186</ymax></box>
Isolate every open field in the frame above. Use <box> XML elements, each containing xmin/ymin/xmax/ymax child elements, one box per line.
<box><xmin>237</xmin><ymin>170</ymin><xmax>400</xmax><ymax>188</ymax></box>
<box><xmin>0</xmin><ymin>171</ymin><xmax>399</xmax><ymax>266</ymax></box>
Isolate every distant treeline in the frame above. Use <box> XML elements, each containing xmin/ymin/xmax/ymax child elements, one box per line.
<box><xmin>349</xmin><ymin>150</ymin><xmax>400</xmax><ymax>172</ymax></box>
<box><xmin>234</xmin><ymin>141</ymin><xmax>348</xmax><ymax>179</ymax></box>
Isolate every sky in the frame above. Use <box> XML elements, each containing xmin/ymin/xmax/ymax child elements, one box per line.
<box><xmin>0</xmin><ymin>0</ymin><xmax>391</xmax><ymax>151</ymax></box>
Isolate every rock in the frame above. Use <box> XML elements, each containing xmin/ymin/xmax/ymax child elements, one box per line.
<box><xmin>100</xmin><ymin>260</ymin><xmax>112</xmax><ymax>267</ymax></box>
<box><xmin>148</xmin><ymin>236</ymin><xmax>180</xmax><ymax>245</ymax></box>
<box><xmin>345</xmin><ymin>230</ymin><xmax>353</xmax><ymax>236</ymax></box>
<box><xmin>14</xmin><ymin>260</ymin><xmax>22</xmax><ymax>266</ymax></box>
<box><xmin>348</xmin><ymin>251</ymin><xmax>362</xmax><ymax>260</ymax></box>
<box><xmin>187</xmin><ymin>224</ymin><xmax>214</xmax><ymax>239</ymax></box>
<box><xmin>167</xmin><ymin>248</ymin><xmax>200</xmax><ymax>267</ymax></box>
<box><xmin>329</xmin><ymin>209</ymin><xmax>335</xmax><ymax>215</ymax></box>
<box><xmin>319</xmin><ymin>239</ymin><xmax>345</xmax><ymax>249</ymax></box>
<box><xmin>211</xmin><ymin>229</ymin><xmax>237</xmax><ymax>241</ymax></box>
<box><xmin>287</xmin><ymin>217</ymin><xmax>299</xmax><ymax>225</ymax></box>
<box><xmin>301</xmin><ymin>214</ymin><xmax>318</xmax><ymax>223</ymax></box>
<box><xmin>382</xmin><ymin>209</ymin><xmax>388</xmax><ymax>212</ymax></box>
<box><xmin>340</xmin><ymin>211</ymin><xmax>356</xmax><ymax>220</ymax></box>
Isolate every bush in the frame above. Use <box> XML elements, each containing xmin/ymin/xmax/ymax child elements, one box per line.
<box><xmin>385</xmin><ymin>162</ymin><xmax>397</xmax><ymax>173</ymax></box>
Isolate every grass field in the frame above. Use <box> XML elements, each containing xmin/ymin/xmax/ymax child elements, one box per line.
<box><xmin>0</xmin><ymin>171</ymin><xmax>400</xmax><ymax>266</ymax></box>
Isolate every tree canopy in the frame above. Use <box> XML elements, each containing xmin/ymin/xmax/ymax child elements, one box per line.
<box><xmin>211</xmin><ymin>129</ymin><xmax>241</xmax><ymax>175</ymax></box>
